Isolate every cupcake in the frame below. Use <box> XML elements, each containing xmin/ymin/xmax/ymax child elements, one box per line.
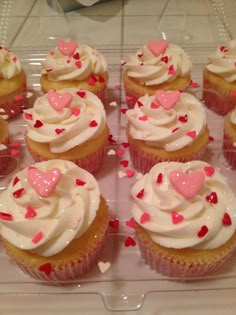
<box><xmin>223</xmin><ymin>107</ymin><xmax>236</xmax><ymax>168</ymax></box>
<box><xmin>203</xmin><ymin>39</ymin><xmax>236</xmax><ymax>115</ymax></box>
<box><xmin>0</xmin><ymin>160</ymin><xmax>109</xmax><ymax>282</ymax></box>
<box><xmin>0</xmin><ymin>117</ymin><xmax>10</xmax><ymax>173</ymax></box>
<box><xmin>126</xmin><ymin>90</ymin><xmax>209</xmax><ymax>174</ymax></box>
<box><xmin>24</xmin><ymin>88</ymin><xmax>109</xmax><ymax>173</ymax></box>
<box><xmin>131</xmin><ymin>160</ymin><xmax>236</xmax><ymax>278</ymax></box>
<box><xmin>40</xmin><ymin>40</ymin><xmax>108</xmax><ymax>101</ymax></box>
<box><xmin>123</xmin><ymin>39</ymin><xmax>192</xmax><ymax>108</ymax></box>
<box><xmin>0</xmin><ymin>46</ymin><xmax>27</xmax><ymax>119</ymax></box>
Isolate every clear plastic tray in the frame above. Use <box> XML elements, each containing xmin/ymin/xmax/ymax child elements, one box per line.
<box><xmin>0</xmin><ymin>45</ymin><xmax>236</xmax><ymax>312</ymax></box>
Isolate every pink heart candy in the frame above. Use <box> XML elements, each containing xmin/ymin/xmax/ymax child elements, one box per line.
<box><xmin>27</xmin><ymin>167</ymin><xmax>61</xmax><ymax>198</ymax></box>
<box><xmin>57</xmin><ymin>40</ymin><xmax>78</xmax><ymax>56</ymax></box>
<box><xmin>147</xmin><ymin>40</ymin><xmax>168</xmax><ymax>57</ymax></box>
<box><xmin>47</xmin><ymin>90</ymin><xmax>72</xmax><ymax>111</ymax></box>
<box><xmin>170</xmin><ymin>170</ymin><xmax>205</xmax><ymax>200</ymax></box>
<box><xmin>155</xmin><ymin>90</ymin><xmax>180</xmax><ymax>110</ymax></box>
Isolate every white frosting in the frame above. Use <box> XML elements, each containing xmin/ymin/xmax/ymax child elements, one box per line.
<box><xmin>131</xmin><ymin>161</ymin><xmax>236</xmax><ymax>249</ymax></box>
<box><xmin>126</xmin><ymin>92</ymin><xmax>207</xmax><ymax>151</ymax></box>
<box><xmin>230</xmin><ymin>108</ymin><xmax>236</xmax><ymax>125</ymax></box>
<box><xmin>125</xmin><ymin>42</ymin><xmax>192</xmax><ymax>85</ymax></box>
<box><xmin>0</xmin><ymin>160</ymin><xmax>101</xmax><ymax>256</ymax></box>
<box><xmin>41</xmin><ymin>42</ymin><xmax>107</xmax><ymax>81</ymax></box>
<box><xmin>24</xmin><ymin>88</ymin><xmax>107</xmax><ymax>153</ymax></box>
<box><xmin>0</xmin><ymin>47</ymin><xmax>22</xmax><ymax>79</ymax></box>
<box><xmin>206</xmin><ymin>39</ymin><xmax>236</xmax><ymax>83</ymax></box>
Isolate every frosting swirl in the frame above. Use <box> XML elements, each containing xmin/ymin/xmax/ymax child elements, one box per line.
<box><xmin>125</xmin><ymin>40</ymin><xmax>192</xmax><ymax>85</ymax></box>
<box><xmin>0</xmin><ymin>46</ymin><xmax>22</xmax><ymax>79</ymax></box>
<box><xmin>230</xmin><ymin>107</ymin><xmax>236</xmax><ymax>125</ymax></box>
<box><xmin>41</xmin><ymin>40</ymin><xmax>108</xmax><ymax>81</ymax></box>
<box><xmin>131</xmin><ymin>161</ymin><xmax>236</xmax><ymax>250</ymax></box>
<box><xmin>24</xmin><ymin>88</ymin><xmax>107</xmax><ymax>153</ymax></box>
<box><xmin>206</xmin><ymin>39</ymin><xmax>236</xmax><ymax>82</ymax></box>
<box><xmin>126</xmin><ymin>91</ymin><xmax>207</xmax><ymax>151</ymax></box>
<box><xmin>0</xmin><ymin>160</ymin><xmax>101</xmax><ymax>256</ymax></box>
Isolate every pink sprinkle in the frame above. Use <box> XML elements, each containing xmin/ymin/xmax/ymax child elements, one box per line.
<box><xmin>89</xmin><ymin>120</ymin><xmax>98</xmax><ymax>127</ymax></box>
<box><xmin>138</xmin><ymin>115</ymin><xmax>148</xmax><ymax>121</ymax></box>
<box><xmin>25</xmin><ymin>206</ymin><xmax>37</xmax><ymax>219</ymax></box>
<box><xmin>12</xmin><ymin>56</ymin><xmax>17</xmax><ymax>63</ymax></box>
<box><xmin>32</xmin><ymin>232</ymin><xmax>43</xmax><ymax>244</ymax></box>
<box><xmin>75</xmin><ymin>60</ymin><xmax>82</xmax><ymax>68</ymax></box>
<box><xmin>125</xmin><ymin>218</ymin><xmax>135</xmax><ymax>228</ymax></box>
<box><xmin>10</xmin><ymin>149</ymin><xmax>20</xmax><ymax>156</ymax></box>
<box><xmin>116</xmin><ymin>148</ymin><xmax>125</xmax><ymax>156</ymax></box>
<box><xmin>121</xmin><ymin>142</ymin><xmax>129</xmax><ymax>148</ymax></box>
<box><xmin>126</xmin><ymin>169</ymin><xmax>135</xmax><ymax>177</ymax></box>
<box><xmin>24</xmin><ymin>112</ymin><xmax>33</xmax><ymax>120</ymax></box>
<box><xmin>115</xmin><ymin>84</ymin><xmax>121</xmax><ymax>90</ymax></box>
<box><xmin>189</xmin><ymin>80</ymin><xmax>199</xmax><ymax>88</ymax></box>
<box><xmin>168</xmin><ymin>64</ymin><xmax>175</xmax><ymax>75</ymax></box>
<box><xmin>140</xmin><ymin>212</ymin><xmax>150</xmax><ymax>224</ymax></box>
<box><xmin>88</xmin><ymin>75</ymin><xmax>97</xmax><ymax>86</ymax></box>
<box><xmin>150</xmin><ymin>102</ymin><xmax>159</xmax><ymax>109</ymax></box>
<box><xmin>126</xmin><ymin>95</ymin><xmax>133</xmax><ymax>101</ymax></box>
<box><xmin>71</xmin><ymin>108</ymin><xmax>81</xmax><ymax>116</ymax></box>
<box><xmin>11</xmin><ymin>141</ymin><xmax>21</xmax><ymax>147</ymax></box>
<box><xmin>186</xmin><ymin>130</ymin><xmax>196</xmax><ymax>138</ymax></box>
<box><xmin>172</xmin><ymin>211</ymin><xmax>184</xmax><ymax>224</ymax></box>
<box><xmin>15</xmin><ymin>95</ymin><xmax>23</xmax><ymax>101</ymax></box>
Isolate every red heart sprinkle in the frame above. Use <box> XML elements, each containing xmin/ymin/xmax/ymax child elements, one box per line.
<box><xmin>13</xmin><ymin>188</ymin><xmax>25</xmax><ymax>198</ymax></box>
<box><xmin>156</xmin><ymin>173</ymin><xmax>163</xmax><ymax>184</ymax></box>
<box><xmin>75</xmin><ymin>60</ymin><xmax>82</xmax><ymax>68</ymax></box>
<box><xmin>12</xmin><ymin>56</ymin><xmax>17</xmax><ymax>62</ymax></box>
<box><xmin>120</xmin><ymin>160</ymin><xmax>129</xmax><ymax>167</ymax></box>
<box><xmin>125</xmin><ymin>218</ymin><xmax>135</xmax><ymax>228</ymax></box>
<box><xmin>150</xmin><ymin>102</ymin><xmax>159</xmax><ymax>109</ymax></box>
<box><xmin>204</xmin><ymin>166</ymin><xmax>215</xmax><ymax>177</ymax></box>
<box><xmin>205</xmin><ymin>192</ymin><xmax>218</xmax><ymax>204</ymax></box>
<box><xmin>121</xmin><ymin>108</ymin><xmax>128</xmax><ymax>114</ymax></box>
<box><xmin>34</xmin><ymin>120</ymin><xmax>43</xmax><ymax>128</ymax></box>
<box><xmin>13</xmin><ymin>176</ymin><xmax>20</xmax><ymax>186</ymax></box>
<box><xmin>209</xmin><ymin>136</ymin><xmax>214</xmax><ymax>142</ymax></box>
<box><xmin>186</xmin><ymin>130</ymin><xmax>196</xmax><ymax>138</ymax></box>
<box><xmin>168</xmin><ymin>64</ymin><xmax>175</xmax><ymax>75</ymax></box>
<box><xmin>24</xmin><ymin>112</ymin><xmax>33</xmax><ymax>120</ymax></box>
<box><xmin>98</xmin><ymin>76</ymin><xmax>105</xmax><ymax>83</ymax></box>
<box><xmin>121</xmin><ymin>142</ymin><xmax>129</xmax><ymax>148</ymax></box>
<box><xmin>75</xmin><ymin>178</ymin><xmax>86</xmax><ymax>186</ymax></box>
<box><xmin>161</xmin><ymin>56</ymin><xmax>168</xmax><ymax>63</ymax></box>
<box><xmin>0</xmin><ymin>212</ymin><xmax>13</xmax><ymax>221</ymax></box>
<box><xmin>116</xmin><ymin>149</ymin><xmax>125</xmax><ymax>156</ymax></box>
<box><xmin>73</xmin><ymin>52</ymin><xmax>80</xmax><ymax>60</ymax></box>
<box><xmin>222</xmin><ymin>213</ymin><xmax>232</xmax><ymax>226</ymax></box>
<box><xmin>109</xmin><ymin>219</ymin><xmax>119</xmax><ymax>229</ymax></box>
<box><xmin>136</xmin><ymin>100</ymin><xmax>144</xmax><ymax>107</ymax></box>
<box><xmin>108</xmin><ymin>134</ymin><xmax>116</xmax><ymax>144</ymax></box>
<box><xmin>11</xmin><ymin>141</ymin><xmax>21</xmax><ymax>147</ymax></box>
<box><xmin>55</xmin><ymin>128</ymin><xmax>65</xmax><ymax>135</ymax></box>
<box><xmin>197</xmin><ymin>225</ymin><xmax>208</xmax><ymax>238</ymax></box>
<box><xmin>138</xmin><ymin>115</ymin><xmax>148</xmax><ymax>121</ymax></box>
<box><xmin>88</xmin><ymin>76</ymin><xmax>97</xmax><ymax>85</ymax></box>
<box><xmin>140</xmin><ymin>212</ymin><xmax>150</xmax><ymax>224</ymax></box>
<box><xmin>178</xmin><ymin>114</ymin><xmax>188</xmax><ymax>123</ymax></box>
<box><xmin>126</xmin><ymin>169</ymin><xmax>135</xmax><ymax>177</ymax></box>
<box><xmin>136</xmin><ymin>188</ymin><xmax>144</xmax><ymax>199</ymax></box>
<box><xmin>189</xmin><ymin>80</ymin><xmax>199</xmax><ymax>88</ymax></box>
<box><xmin>25</xmin><ymin>206</ymin><xmax>37</xmax><ymax>219</ymax></box>
<box><xmin>15</xmin><ymin>95</ymin><xmax>23</xmax><ymax>101</ymax></box>
<box><xmin>137</xmin><ymin>53</ymin><xmax>143</xmax><ymax>58</ymax></box>
<box><xmin>39</xmin><ymin>263</ymin><xmax>52</xmax><ymax>276</ymax></box>
<box><xmin>89</xmin><ymin>120</ymin><xmax>98</xmax><ymax>127</ymax></box>
<box><xmin>76</xmin><ymin>90</ymin><xmax>86</xmax><ymax>98</ymax></box>
<box><xmin>172</xmin><ymin>211</ymin><xmax>184</xmax><ymax>224</ymax></box>
<box><xmin>10</xmin><ymin>149</ymin><xmax>20</xmax><ymax>156</ymax></box>
<box><xmin>71</xmin><ymin>108</ymin><xmax>81</xmax><ymax>116</ymax></box>
<box><xmin>124</xmin><ymin>236</ymin><xmax>136</xmax><ymax>247</ymax></box>
<box><xmin>32</xmin><ymin>231</ymin><xmax>43</xmax><ymax>244</ymax></box>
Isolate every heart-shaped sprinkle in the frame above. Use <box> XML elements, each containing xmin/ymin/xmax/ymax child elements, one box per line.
<box><xmin>138</xmin><ymin>115</ymin><xmax>148</xmax><ymax>121</ymax></box>
<box><xmin>209</xmin><ymin>136</ymin><xmax>214</xmax><ymax>142</ymax></box>
<box><xmin>168</xmin><ymin>64</ymin><xmax>175</xmax><ymax>75</ymax></box>
<box><xmin>197</xmin><ymin>225</ymin><xmax>208</xmax><ymax>238</ymax></box>
<box><xmin>170</xmin><ymin>170</ymin><xmax>205</xmax><ymax>200</ymax></box>
<box><xmin>25</xmin><ymin>206</ymin><xmax>37</xmax><ymax>219</ymax></box>
<box><xmin>88</xmin><ymin>75</ymin><xmax>97</xmax><ymax>85</ymax></box>
<box><xmin>71</xmin><ymin>108</ymin><xmax>81</xmax><ymax>116</ymax></box>
<box><xmin>137</xmin><ymin>53</ymin><xmax>143</xmax><ymax>58</ymax></box>
<box><xmin>76</xmin><ymin>90</ymin><xmax>86</xmax><ymax>98</ymax></box>
<box><xmin>155</xmin><ymin>90</ymin><xmax>180</xmax><ymax>110</ymax></box>
<box><xmin>73</xmin><ymin>52</ymin><xmax>80</xmax><ymax>60</ymax></box>
<box><xmin>189</xmin><ymin>80</ymin><xmax>199</xmax><ymax>88</ymax></box>
<box><xmin>205</xmin><ymin>192</ymin><xmax>218</xmax><ymax>204</ymax></box>
<box><xmin>156</xmin><ymin>173</ymin><xmax>163</xmax><ymax>184</ymax></box>
<box><xmin>121</xmin><ymin>142</ymin><xmax>129</xmax><ymax>148</ymax></box>
<box><xmin>12</xmin><ymin>56</ymin><xmax>17</xmax><ymax>63</ymax></box>
<box><xmin>89</xmin><ymin>120</ymin><xmax>98</xmax><ymax>127</ymax></box>
<box><xmin>124</xmin><ymin>236</ymin><xmax>136</xmax><ymax>247</ymax></box>
<box><xmin>11</xmin><ymin>141</ymin><xmax>21</xmax><ymax>147</ymax></box>
<box><xmin>75</xmin><ymin>60</ymin><xmax>82</xmax><ymax>68</ymax></box>
<box><xmin>120</xmin><ymin>160</ymin><xmax>129</xmax><ymax>167</ymax></box>
<box><xmin>15</xmin><ymin>95</ymin><xmax>23</xmax><ymax>101</ymax></box>
<box><xmin>24</xmin><ymin>112</ymin><xmax>33</xmax><ymax>120</ymax></box>
<box><xmin>150</xmin><ymin>102</ymin><xmax>159</xmax><ymax>109</ymax></box>
<box><xmin>172</xmin><ymin>211</ymin><xmax>184</xmax><ymax>224</ymax></box>
<box><xmin>10</xmin><ymin>149</ymin><xmax>20</xmax><ymax>156</ymax></box>
<box><xmin>39</xmin><ymin>263</ymin><xmax>52</xmax><ymax>275</ymax></box>
<box><xmin>108</xmin><ymin>134</ymin><xmax>116</xmax><ymax>144</ymax></box>
<box><xmin>136</xmin><ymin>188</ymin><xmax>145</xmax><ymax>199</ymax></box>
<box><xmin>186</xmin><ymin>130</ymin><xmax>196</xmax><ymax>139</ymax></box>
<box><xmin>34</xmin><ymin>120</ymin><xmax>43</xmax><ymax>128</ymax></box>
<box><xmin>98</xmin><ymin>76</ymin><xmax>105</xmax><ymax>83</ymax></box>
<box><xmin>125</xmin><ymin>218</ymin><xmax>135</xmax><ymax>228</ymax></box>
<box><xmin>75</xmin><ymin>178</ymin><xmax>86</xmax><ymax>186</ymax></box>
<box><xmin>126</xmin><ymin>169</ymin><xmax>135</xmax><ymax>177</ymax></box>
<box><xmin>204</xmin><ymin>166</ymin><xmax>215</xmax><ymax>177</ymax></box>
<box><xmin>140</xmin><ymin>212</ymin><xmax>150</xmax><ymax>224</ymax></box>
<box><xmin>116</xmin><ymin>149</ymin><xmax>125</xmax><ymax>156</ymax></box>
<box><xmin>27</xmin><ymin>167</ymin><xmax>61</xmax><ymax>198</ymax></box>
<box><xmin>161</xmin><ymin>56</ymin><xmax>168</xmax><ymax>63</ymax></box>
<box><xmin>13</xmin><ymin>188</ymin><xmax>25</xmax><ymax>198</ymax></box>
<box><xmin>126</xmin><ymin>95</ymin><xmax>133</xmax><ymax>101</ymax></box>
<box><xmin>147</xmin><ymin>39</ymin><xmax>168</xmax><ymax>57</ymax></box>
<box><xmin>222</xmin><ymin>213</ymin><xmax>232</xmax><ymax>226</ymax></box>
<box><xmin>98</xmin><ymin>261</ymin><xmax>111</xmax><ymax>273</ymax></box>
<box><xmin>32</xmin><ymin>231</ymin><xmax>43</xmax><ymax>244</ymax></box>
<box><xmin>57</xmin><ymin>40</ymin><xmax>78</xmax><ymax>56</ymax></box>
<box><xmin>47</xmin><ymin>90</ymin><xmax>72</xmax><ymax>111</ymax></box>
<box><xmin>121</xmin><ymin>108</ymin><xmax>128</xmax><ymax>114</ymax></box>
<box><xmin>0</xmin><ymin>212</ymin><xmax>13</xmax><ymax>221</ymax></box>
<box><xmin>13</xmin><ymin>176</ymin><xmax>20</xmax><ymax>186</ymax></box>
<box><xmin>55</xmin><ymin>128</ymin><xmax>65</xmax><ymax>135</ymax></box>
<box><xmin>136</xmin><ymin>100</ymin><xmax>144</xmax><ymax>107</ymax></box>
<box><xmin>178</xmin><ymin>114</ymin><xmax>188</xmax><ymax>123</ymax></box>
<box><xmin>109</xmin><ymin>219</ymin><xmax>119</xmax><ymax>229</ymax></box>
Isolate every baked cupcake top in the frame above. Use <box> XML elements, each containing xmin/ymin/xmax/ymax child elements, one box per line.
<box><xmin>206</xmin><ymin>39</ymin><xmax>236</xmax><ymax>83</ymax></box>
<box><xmin>131</xmin><ymin>161</ymin><xmax>236</xmax><ymax>250</ymax></box>
<box><xmin>0</xmin><ymin>160</ymin><xmax>101</xmax><ymax>256</ymax></box>
<box><xmin>124</xmin><ymin>40</ymin><xmax>192</xmax><ymax>86</ymax></box>
<box><xmin>0</xmin><ymin>46</ymin><xmax>22</xmax><ymax>79</ymax></box>
<box><xmin>23</xmin><ymin>88</ymin><xmax>107</xmax><ymax>153</ymax></box>
<box><xmin>126</xmin><ymin>91</ymin><xmax>207</xmax><ymax>151</ymax></box>
<box><xmin>41</xmin><ymin>39</ymin><xmax>108</xmax><ymax>82</ymax></box>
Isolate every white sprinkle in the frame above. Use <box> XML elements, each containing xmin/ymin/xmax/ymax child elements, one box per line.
<box><xmin>107</xmin><ymin>149</ymin><xmax>116</xmax><ymax>156</ymax></box>
<box><xmin>109</xmin><ymin>101</ymin><xmax>117</xmax><ymax>107</ymax></box>
<box><xmin>98</xmin><ymin>261</ymin><xmax>111</xmax><ymax>274</ymax></box>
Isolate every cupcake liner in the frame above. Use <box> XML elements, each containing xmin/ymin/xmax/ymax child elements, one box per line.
<box><xmin>223</xmin><ymin>132</ymin><xmax>236</xmax><ymax>168</ymax></box>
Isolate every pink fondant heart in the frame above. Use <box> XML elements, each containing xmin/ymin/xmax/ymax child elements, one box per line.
<box><xmin>57</xmin><ymin>40</ymin><xmax>78</xmax><ymax>56</ymax></box>
<box><xmin>147</xmin><ymin>40</ymin><xmax>168</xmax><ymax>57</ymax></box>
<box><xmin>47</xmin><ymin>90</ymin><xmax>72</xmax><ymax>112</ymax></box>
<box><xmin>155</xmin><ymin>90</ymin><xmax>180</xmax><ymax>110</ymax></box>
<box><xmin>170</xmin><ymin>170</ymin><xmax>205</xmax><ymax>200</ymax></box>
<box><xmin>27</xmin><ymin>167</ymin><xmax>61</xmax><ymax>198</ymax></box>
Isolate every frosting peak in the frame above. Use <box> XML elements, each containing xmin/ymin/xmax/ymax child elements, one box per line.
<box><xmin>0</xmin><ymin>47</ymin><xmax>22</xmax><ymax>79</ymax></box>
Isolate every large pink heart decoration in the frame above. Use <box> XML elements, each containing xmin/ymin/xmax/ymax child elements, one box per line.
<box><xmin>147</xmin><ymin>40</ymin><xmax>168</xmax><ymax>57</ymax></box>
<box><xmin>27</xmin><ymin>167</ymin><xmax>62</xmax><ymax>198</ymax></box>
<box><xmin>155</xmin><ymin>90</ymin><xmax>180</xmax><ymax>110</ymax></box>
<box><xmin>170</xmin><ymin>170</ymin><xmax>205</xmax><ymax>200</ymax></box>
<box><xmin>47</xmin><ymin>90</ymin><xmax>72</xmax><ymax>111</ymax></box>
<box><xmin>57</xmin><ymin>40</ymin><xmax>78</xmax><ymax>56</ymax></box>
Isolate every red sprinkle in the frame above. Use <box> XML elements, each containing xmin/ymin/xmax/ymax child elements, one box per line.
<box><xmin>222</xmin><ymin>213</ymin><xmax>232</xmax><ymax>226</ymax></box>
<box><xmin>120</xmin><ymin>160</ymin><xmax>129</xmax><ymax>167</ymax></box>
<box><xmin>136</xmin><ymin>188</ymin><xmax>144</xmax><ymax>199</ymax></box>
<box><xmin>178</xmin><ymin>114</ymin><xmax>188</xmax><ymax>123</ymax></box>
<box><xmin>125</xmin><ymin>218</ymin><xmax>135</xmax><ymax>228</ymax></box>
<box><xmin>98</xmin><ymin>76</ymin><xmax>105</xmax><ymax>83</ymax></box>
<box><xmin>71</xmin><ymin>108</ymin><xmax>81</xmax><ymax>116</ymax></box>
<box><xmin>204</xmin><ymin>166</ymin><xmax>215</xmax><ymax>177</ymax></box>
<box><xmin>75</xmin><ymin>179</ymin><xmax>86</xmax><ymax>186</ymax></box>
<box><xmin>172</xmin><ymin>127</ymin><xmax>180</xmax><ymax>133</ymax></box>
<box><xmin>161</xmin><ymin>56</ymin><xmax>168</xmax><ymax>63</ymax></box>
<box><xmin>140</xmin><ymin>212</ymin><xmax>150</xmax><ymax>224</ymax></box>
<box><xmin>108</xmin><ymin>134</ymin><xmax>117</xmax><ymax>144</ymax></box>
<box><xmin>189</xmin><ymin>80</ymin><xmax>199</xmax><ymax>88</ymax></box>
<box><xmin>0</xmin><ymin>212</ymin><xmax>13</xmax><ymax>221</ymax></box>
<box><xmin>124</xmin><ymin>236</ymin><xmax>136</xmax><ymax>247</ymax></box>
<box><xmin>231</xmin><ymin>91</ymin><xmax>236</xmax><ymax>97</ymax></box>
<box><xmin>116</xmin><ymin>148</ymin><xmax>125</xmax><ymax>156</ymax></box>
<box><xmin>137</xmin><ymin>53</ymin><xmax>143</xmax><ymax>58</ymax></box>
<box><xmin>109</xmin><ymin>219</ymin><xmax>119</xmax><ymax>229</ymax></box>
<box><xmin>13</xmin><ymin>176</ymin><xmax>20</xmax><ymax>186</ymax></box>
<box><xmin>126</xmin><ymin>95</ymin><xmax>133</xmax><ymax>101</ymax></box>
<box><xmin>209</xmin><ymin>136</ymin><xmax>215</xmax><ymax>142</ymax></box>
<box><xmin>76</xmin><ymin>90</ymin><xmax>86</xmax><ymax>98</ymax></box>
<box><xmin>197</xmin><ymin>225</ymin><xmax>208</xmax><ymax>238</ymax></box>
<box><xmin>34</xmin><ymin>120</ymin><xmax>43</xmax><ymax>128</ymax></box>
<box><xmin>12</xmin><ymin>56</ymin><xmax>17</xmax><ymax>62</ymax></box>
<box><xmin>205</xmin><ymin>192</ymin><xmax>218</xmax><ymax>204</ymax></box>
<box><xmin>138</xmin><ymin>115</ymin><xmax>148</xmax><ymax>121</ymax></box>
<box><xmin>39</xmin><ymin>263</ymin><xmax>52</xmax><ymax>275</ymax></box>
<box><xmin>136</xmin><ymin>100</ymin><xmax>144</xmax><ymax>107</ymax></box>
<box><xmin>73</xmin><ymin>52</ymin><xmax>80</xmax><ymax>60</ymax></box>
<box><xmin>75</xmin><ymin>60</ymin><xmax>82</xmax><ymax>69</ymax></box>
<box><xmin>168</xmin><ymin>64</ymin><xmax>175</xmax><ymax>75</ymax></box>
<box><xmin>89</xmin><ymin>120</ymin><xmax>98</xmax><ymax>127</ymax></box>
<box><xmin>24</xmin><ymin>112</ymin><xmax>33</xmax><ymax>120</ymax></box>
<box><xmin>186</xmin><ymin>130</ymin><xmax>196</xmax><ymax>138</ymax></box>
<box><xmin>45</xmin><ymin>69</ymin><xmax>53</xmax><ymax>73</ymax></box>
<box><xmin>126</xmin><ymin>169</ymin><xmax>135</xmax><ymax>177</ymax></box>
<box><xmin>10</xmin><ymin>149</ymin><xmax>20</xmax><ymax>156</ymax></box>
<box><xmin>156</xmin><ymin>173</ymin><xmax>163</xmax><ymax>184</ymax></box>
<box><xmin>13</xmin><ymin>188</ymin><xmax>24</xmax><ymax>198</ymax></box>
<box><xmin>121</xmin><ymin>142</ymin><xmax>129</xmax><ymax>148</ymax></box>
<box><xmin>55</xmin><ymin>128</ymin><xmax>65</xmax><ymax>135</ymax></box>
<box><xmin>25</xmin><ymin>206</ymin><xmax>37</xmax><ymax>219</ymax></box>
<box><xmin>121</xmin><ymin>108</ymin><xmax>128</xmax><ymax>114</ymax></box>
<box><xmin>32</xmin><ymin>232</ymin><xmax>43</xmax><ymax>244</ymax></box>
<box><xmin>88</xmin><ymin>75</ymin><xmax>97</xmax><ymax>85</ymax></box>
<box><xmin>150</xmin><ymin>102</ymin><xmax>159</xmax><ymax>109</ymax></box>
<box><xmin>15</xmin><ymin>95</ymin><xmax>23</xmax><ymax>101</ymax></box>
